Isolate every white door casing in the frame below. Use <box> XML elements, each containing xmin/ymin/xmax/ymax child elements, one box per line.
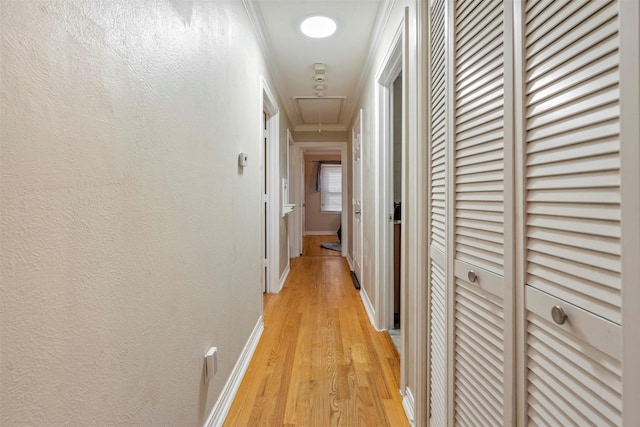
<box><xmin>261</xmin><ymin>76</ymin><xmax>280</xmax><ymax>294</ymax></box>
<box><xmin>352</xmin><ymin>110</ymin><xmax>363</xmax><ymax>284</ymax></box>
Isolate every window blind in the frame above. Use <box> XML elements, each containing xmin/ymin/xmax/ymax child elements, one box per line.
<box><xmin>320</xmin><ymin>163</ymin><xmax>342</xmax><ymax>213</ymax></box>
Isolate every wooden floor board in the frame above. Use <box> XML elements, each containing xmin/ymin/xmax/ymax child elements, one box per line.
<box><xmin>224</xmin><ymin>237</ymin><xmax>408</xmax><ymax>426</ymax></box>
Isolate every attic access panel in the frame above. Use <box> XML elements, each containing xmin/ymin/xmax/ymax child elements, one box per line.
<box><xmin>293</xmin><ymin>96</ymin><xmax>346</xmax><ymax>125</ymax></box>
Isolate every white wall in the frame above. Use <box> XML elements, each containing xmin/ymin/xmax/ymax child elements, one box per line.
<box><xmin>0</xmin><ymin>1</ymin><xmax>284</xmax><ymax>424</ymax></box>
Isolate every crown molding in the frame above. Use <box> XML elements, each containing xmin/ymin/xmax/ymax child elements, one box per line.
<box><xmin>345</xmin><ymin>0</ymin><xmax>396</xmax><ymax>127</ymax></box>
<box><xmin>242</xmin><ymin>0</ymin><xmax>299</xmax><ymax>127</ymax></box>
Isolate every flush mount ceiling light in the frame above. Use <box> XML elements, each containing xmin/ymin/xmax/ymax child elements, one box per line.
<box><xmin>300</xmin><ymin>16</ymin><xmax>337</xmax><ymax>38</ymax></box>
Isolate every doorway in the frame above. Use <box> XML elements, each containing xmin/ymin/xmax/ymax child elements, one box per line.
<box><xmin>289</xmin><ymin>142</ymin><xmax>348</xmax><ymax>261</ymax></box>
<box><xmin>261</xmin><ymin>77</ymin><xmax>280</xmax><ymax>294</ymax></box>
<box><xmin>391</xmin><ymin>72</ymin><xmax>403</xmax><ymax>333</ymax></box>
<box><xmin>375</xmin><ymin>26</ymin><xmax>404</xmax><ymax>335</ymax></box>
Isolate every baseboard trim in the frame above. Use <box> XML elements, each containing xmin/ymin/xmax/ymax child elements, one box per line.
<box><xmin>205</xmin><ymin>316</ymin><xmax>264</xmax><ymax>427</ymax></box>
<box><xmin>359</xmin><ymin>284</ymin><xmax>379</xmax><ymax>331</ymax></box>
<box><xmin>277</xmin><ymin>263</ymin><xmax>290</xmax><ymax>293</ymax></box>
<box><xmin>304</xmin><ymin>230</ymin><xmax>339</xmax><ymax>236</ymax></box>
<box><xmin>402</xmin><ymin>386</ymin><xmax>416</xmax><ymax>426</ymax></box>
<box><xmin>346</xmin><ymin>254</ymin><xmax>354</xmax><ymax>270</ymax></box>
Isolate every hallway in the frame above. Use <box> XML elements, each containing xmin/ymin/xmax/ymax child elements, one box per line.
<box><xmin>224</xmin><ymin>237</ymin><xmax>409</xmax><ymax>426</ymax></box>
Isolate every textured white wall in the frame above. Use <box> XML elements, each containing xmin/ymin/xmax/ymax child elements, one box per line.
<box><xmin>0</xmin><ymin>1</ymin><xmax>276</xmax><ymax>424</ymax></box>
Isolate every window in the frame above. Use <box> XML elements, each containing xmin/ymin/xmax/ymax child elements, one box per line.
<box><xmin>320</xmin><ymin>163</ymin><xmax>342</xmax><ymax>213</ymax></box>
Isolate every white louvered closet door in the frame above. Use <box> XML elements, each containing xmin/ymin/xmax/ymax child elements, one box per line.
<box><xmin>521</xmin><ymin>0</ymin><xmax>623</xmax><ymax>424</ymax></box>
<box><xmin>428</xmin><ymin>0</ymin><xmax>447</xmax><ymax>425</ymax></box>
<box><xmin>449</xmin><ymin>0</ymin><xmax>512</xmax><ymax>425</ymax></box>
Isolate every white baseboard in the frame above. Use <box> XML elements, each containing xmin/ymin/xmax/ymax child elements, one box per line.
<box><xmin>205</xmin><ymin>316</ymin><xmax>264</xmax><ymax>427</ymax></box>
<box><xmin>402</xmin><ymin>386</ymin><xmax>416</xmax><ymax>426</ymax></box>
<box><xmin>304</xmin><ymin>230</ymin><xmax>339</xmax><ymax>236</ymax></box>
<box><xmin>359</xmin><ymin>285</ymin><xmax>379</xmax><ymax>331</ymax></box>
<box><xmin>277</xmin><ymin>263</ymin><xmax>290</xmax><ymax>293</ymax></box>
<box><xmin>346</xmin><ymin>254</ymin><xmax>354</xmax><ymax>270</ymax></box>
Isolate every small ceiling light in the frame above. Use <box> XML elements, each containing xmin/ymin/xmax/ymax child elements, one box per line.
<box><xmin>300</xmin><ymin>16</ymin><xmax>337</xmax><ymax>38</ymax></box>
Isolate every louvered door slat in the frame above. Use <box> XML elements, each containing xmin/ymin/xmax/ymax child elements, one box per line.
<box><xmin>430</xmin><ymin>262</ymin><xmax>446</xmax><ymax>427</ymax></box>
<box><xmin>429</xmin><ymin>0</ymin><xmax>447</xmax><ymax>425</ymax></box>
<box><xmin>451</xmin><ymin>0</ymin><xmax>507</xmax><ymax>423</ymax></box>
<box><xmin>523</xmin><ymin>3</ymin><xmax>623</xmax><ymax>413</ymax></box>
<box><xmin>524</xmin><ymin>0</ymin><xmax>621</xmax><ymax>322</ymax></box>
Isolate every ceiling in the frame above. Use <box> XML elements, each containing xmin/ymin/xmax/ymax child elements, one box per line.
<box><xmin>245</xmin><ymin>0</ymin><xmax>389</xmax><ymax>132</ymax></box>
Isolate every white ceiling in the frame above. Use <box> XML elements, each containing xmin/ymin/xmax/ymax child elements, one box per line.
<box><xmin>246</xmin><ymin>0</ymin><xmax>388</xmax><ymax>132</ymax></box>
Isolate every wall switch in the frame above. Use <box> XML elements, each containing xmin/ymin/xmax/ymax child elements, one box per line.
<box><xmin>238</xmin><ymin>153</ymin><xmax>248</xmax><ymax>167</ymax></box>
<box><xmin>204</xmin><ymin>347</ymin><xmax>218</xmax><ymax>383</ymax></box>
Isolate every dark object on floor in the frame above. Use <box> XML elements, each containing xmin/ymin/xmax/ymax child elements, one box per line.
<box><xmin>320</xmin><ymin>241</ymin><xmax>341</xmax><ymax>252</ymax></box>
<box><xmin>337</xmin><ymin>224</ymin><xmax>342</xmax><ymax>242</ymax></box>
<box><xmin>350</xmin><ymin>271</ymin><xmax>361</xmax><ymax>290</ymax></box>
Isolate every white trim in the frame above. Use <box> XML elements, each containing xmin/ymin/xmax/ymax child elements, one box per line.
<box><xmin>374</xmin><ymin>18</ymin><xmax>404</xmax><ymax>333</ymax></box>
<box><xmin>359</xmin><ymin>285</ymin><xmax>380</xmax><ymax>332</ymax></box>
<box><xmin>277</xmin><ymin>263</ymin><xmax>290</xmax><ymax>294</ymax></box>
<box><xmin>304</xmin><ymin>230</ymin><xmax>339</xmax><ymax>236</ymax></box>
<box><xmin>261</xmin><ymin>76</ymin><xmax>280</xmax><ymax>294</ymax></box>
<box><xmin>287</xmin><ymin>131</ymin><xmax>302</xmax><ymax>258</ymax></box>
<box><xmin>413</xmin><ymin>2</ymin><xmax>429</xmax><ymax>425</ymax></box>
<box><xmin>242</xmin><ymin>1</ymin><xmax>293</xmax><ymax>132</ymax></box>
<box><xmin>349</xmin><ymin>1</ymin><xmax>395</xmax><ymax>129</ymax></box>
<box><xmin>346</xmin><ymin>254</ymin><xmax>354</xmax><ymax>271</ymax></box>
<box><xmin>402</xmin><ymin>386</ymin><xmax>416</xmax><ymax>426</ymax></box>
<box><xmin>204</xmin><ymin>316</ymin><xmax>264</xmax><ymax>427</ymax></box>
<box><xmin>620</xmin><ymin>0</ymin><xmax>640</xmax><ymax>423</ymax></box>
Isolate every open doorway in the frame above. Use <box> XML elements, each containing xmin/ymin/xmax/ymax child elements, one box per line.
<box><xmin>375</xmin><ymin>24</ymin><xmax>404</xmax><ymax>357</ymax></box>
<box><xmin>289</xmin><ymin>142</ymin><xmax>348</xmax><ymax>261</ymax></box>
<box><xmin>261</xmin><ymin>77</ymin><xmax>280</xmax><ymax>294</ymax></box>
<box><xmin>391</xmin><ymin>72</ymin><xmax>403</xmax><ymax>333</ymax></box>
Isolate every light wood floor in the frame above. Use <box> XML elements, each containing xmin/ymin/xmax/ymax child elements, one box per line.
<box><xmin>302</xmin><ymin>234</ymin><xmax>342</xmax><ymax>257</ymax></box>
<box><xmin>224</xmin><ymin>237</ymin><xmax>408</xmax><ymax>426</ymax></box>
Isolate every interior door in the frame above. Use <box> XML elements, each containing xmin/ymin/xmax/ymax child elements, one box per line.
<box><xmin>428</xmin><ymin>0</ymin><xmax>447</xmax><ymax>425</ymax></box>
<box><xmin>449</xmin><ymin>0</ymin><xmax>511</xmax><ymax>423</ymax></box>
<box><xmin>352</xmin><ymin>110</ymin><xmax>363</xmax><ymax>282</ymax></box>
<box><xmin>521</xmin><ymin>0</ymin><xmax>623</xmax><ymax>423</ymax></box>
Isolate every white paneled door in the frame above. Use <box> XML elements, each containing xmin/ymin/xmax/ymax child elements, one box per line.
<box><xmin>427</xmin><ymin>0</ymin><xmax>638</xmax><ymax>425</ymax></box>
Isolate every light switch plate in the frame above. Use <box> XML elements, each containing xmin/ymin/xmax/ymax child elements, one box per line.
<box><xmin>204</xmin><ymin>347</ymin><xmax>218</xmax><ymax>383</ymax></box>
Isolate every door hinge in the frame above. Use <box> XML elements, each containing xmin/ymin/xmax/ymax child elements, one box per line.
<box><xmin>263</xmin><ymin>258</ymin><xmax>268</xmax><ymax>268</ymax></box>
<box><xmin>263</xmin><ymin>194</ymin><xmax>268</xmax><ymax>203</ymax></box>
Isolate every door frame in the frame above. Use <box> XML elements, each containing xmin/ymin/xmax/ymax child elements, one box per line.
<box><xmin>352</xmin><ymin>109</ymin><xmax>364</xmax><ymax>279</ymax></box>
<box><xmin>287</xmin><ymin>129</ymin><xmax>302</xmax><ymax>258</ymax></box>
<box><xmin>375</xmin><ymin>21</ymin><xmax>404</xmax><ymax>332</ymax></box>
<box><xmin>291</xmin><ymin>141</ymin><xmax>349</xmax><ymax>259</ymax></box>
<box><xmin>261</xmin><ymin>76</ymin><xmax>280</xmax><ymax>293</ymax></box>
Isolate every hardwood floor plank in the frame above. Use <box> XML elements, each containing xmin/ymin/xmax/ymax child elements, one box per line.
<box><xmin>224</xmin><ymin>237</ymin><xmax>408</xmax><ymax>426</ymax></box>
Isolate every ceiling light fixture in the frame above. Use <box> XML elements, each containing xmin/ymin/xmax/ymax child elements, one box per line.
<box><xmin>300</xmin><ymin>16</ymin><xmax>337</xmax><ymax>38</ymax></box>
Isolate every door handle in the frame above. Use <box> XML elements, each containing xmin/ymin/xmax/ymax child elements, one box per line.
<box><xmin>551</xmin><ymin>306</ymin><xmax>567</xmax><ymax>325</ymax></box>
<box><xmin>355</xmin><ymin>209</ymin><xmax>361</xmax><ymax>214</ymax></box>
<box><xmin>468</xmin><ymin>270</ymin><xmax>477</xmax><ymax>283</ymax></box>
